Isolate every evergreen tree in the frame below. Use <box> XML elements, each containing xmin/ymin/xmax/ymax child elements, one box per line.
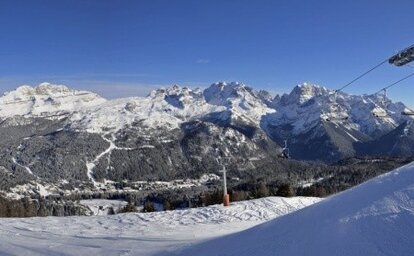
<box><xmin>143</xmin><ymin>201</ymin><xmax>156</xmax><ymax>213</ymax></box>
<box><xmin>276</xmin><ymin>183</ymin><xmax>295</xmax><ymax>197</ymax></box>
<box><xmin>256</xmin><ymin>183</ymin><xmax>270</xmax><ymax>198</ymax></box>
<box><xmin>107</xmin><ymin>206</ymin><xmax>116</xmax><ymax>215</ymax></box>
<box><xmin>119</xmin><ymin>202</ymin><xmax>137</xmax><ymax>213</ymax></box>
<box><xmin>163</xmin><ymin>200</ymin><xmax>173</xmax><ymax>211</ymax></box>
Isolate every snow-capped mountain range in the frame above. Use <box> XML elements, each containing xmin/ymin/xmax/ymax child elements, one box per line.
<box><xmin>1</xmin><ymin>82</ymin><xmax>409</xmax><ymax>136</ymax></box>
<box><xmin>0</xmin><ymin>81</ymin><xmax>413</xmax><ymax>193</ymax></box>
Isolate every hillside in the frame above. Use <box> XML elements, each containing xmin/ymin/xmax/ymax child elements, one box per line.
<box><xmin>176</xmin><ymin>161</ymin><xmax>414</xmax><ymax>256</ymax></box>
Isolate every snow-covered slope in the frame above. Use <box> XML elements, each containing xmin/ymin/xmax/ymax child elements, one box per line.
<box><xmin>178</xmin><ymin>161</ymin><xmax>414</xmax><ymax>256</ymax></box>
<box><xmin>0</xmin><ymin>83</ymin><xmax>105</xmax><ymax>118</ymax></box>
<box><xmin>0</xmin><ymin>196</ymin><xmax>321</xmax><ymax>256</ymax></box>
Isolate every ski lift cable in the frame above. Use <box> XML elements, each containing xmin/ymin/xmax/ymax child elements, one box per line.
<box><xmin>369</xmin><ymin>71</ymin><xmax>414</xmax><ymax>122</ymax></box>
<box><xmin>336</xmin><ymin>58</ymin><xmax>389</xmax><ymax>93</ymax></box>
<box><xmin>374</xmin><ymin>71</ymin><xmax>414</xmax><ymax>95</ymax></box>
<box><xmin>384</xmin><ymin>45</ymin><xmax>414</xmax><ymax>117</ymax></box>
<box><xmin>336</xmin><ymin>44</ymin><xmax>413</xmax><ymax>94</ymax></box>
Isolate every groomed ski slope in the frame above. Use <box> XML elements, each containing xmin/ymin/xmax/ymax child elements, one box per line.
<box><xmin>0</xmin><ymin>197</ymin><xmax>320</xmax><ymax>256</ymax></box>
<box><xmin>176</xmin><ymin>161</ymin><xmax>414</xmax><ymax>256</ymax></box>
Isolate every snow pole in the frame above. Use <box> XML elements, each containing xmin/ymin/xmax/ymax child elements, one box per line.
<box><xmin>220</xmin><ymin>167</ymin><xmax>230</xmax><ymax>206</ymax></box>
<box><xmin>223</xmin><ymin>193</ymin><xmax>230</xmax><ymax>207</ymax></box>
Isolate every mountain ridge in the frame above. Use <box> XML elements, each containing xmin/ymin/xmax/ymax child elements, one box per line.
<box><xmin>1</xmin><ymin>81</ymin><xmax>412</xmax><ymax>162</ymax></box>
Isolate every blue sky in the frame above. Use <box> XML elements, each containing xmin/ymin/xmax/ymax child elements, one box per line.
<box><xmin>0</xmin><ymin>0</ymin><xmax>413</xmax><ymax>105</ymax></box>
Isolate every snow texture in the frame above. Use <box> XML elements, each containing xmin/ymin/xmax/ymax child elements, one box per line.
<box><xmin>177</xmin><ymin>161</ymin><xmax>414</xmax><ymax>256</ymax></box>
<box><xmin>0</xmin><ymin>197</ymin><xmax>320</xmax><ymax>255</ymax></box>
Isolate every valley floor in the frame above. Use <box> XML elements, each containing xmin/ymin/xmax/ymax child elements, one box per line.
<box><xmin>0</xmin><ymin>196</ymin><xmax>320</xmax><ymax>256</ymax></box>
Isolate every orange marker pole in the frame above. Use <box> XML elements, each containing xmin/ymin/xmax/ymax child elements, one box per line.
<box><xmin>223</xmin><ymin>193</ymin><xmax>230</xmax><ymax>206</ymax></box>
<box><xmin>220</xmin><ymin>167</ymin><xmax>230</xmax><ymax>206</ymax></box>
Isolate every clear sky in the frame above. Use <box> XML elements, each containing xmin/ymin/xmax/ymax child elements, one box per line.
<box><xmin>0</xmin><ymin>0</ymin><xmax>413</xmax><ymax>105</ymax></box>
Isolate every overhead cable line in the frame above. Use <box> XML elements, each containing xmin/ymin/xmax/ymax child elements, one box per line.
<box><xmin>374</xmin><ymin>71</ymin><xmax>414</xmax><ymax>94</ymax></box>
<box><xmin>335</xmin><ymin>58</ymin><xmax>389</xmax><ymax>93</ymax></box>
<box><xmin>324</xmin><ymin>58</ymin><xmax>388</xmax><ymax>123</ymax></box>
<box><xmin>371</xmin><ymin>71</ymin><xmax>414</xmax><ymax>118</ymax></box>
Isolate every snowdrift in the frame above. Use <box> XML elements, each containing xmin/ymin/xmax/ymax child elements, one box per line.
<box><xmin>0</xmin><ymin>197</ymin><xmax>320</xmax><ymax>256</ymax></box>
<box><xmin>175</xmin><ymin>161</ymin><xmax>414</xmax><ymax>256</ymax></box>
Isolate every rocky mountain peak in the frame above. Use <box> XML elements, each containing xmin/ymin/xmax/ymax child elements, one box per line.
<box><xmin>3</xmin><ymin>83</ymin><xmax>97</xmax><ymax>100</ymax></box>
<box><xmin>149</xmin><ymin>85</ymin><xmax>201</xmax><ymax>98</ymax></box>
<box><xmin>203</xmin><ymin>82</ymin><xmax>258</xmax><ymax>106</ymax></box>
<box><xmin>34</xmin><ymin>82</ymin><xmax>72</xmax><ymax>95</ymax></box>
<box><xmin>284</xmin><ymin>83</ymin><xmax>331</xmax><ymax>105</ymax></box>
<box><xmin>148</xmin><ymin>84</ymin><xmax>204</xmax><ymax>110</ymax></box>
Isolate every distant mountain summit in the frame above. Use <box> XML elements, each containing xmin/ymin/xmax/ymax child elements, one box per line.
<box><xmin>0</xmin><ymin>83</ymin><xmax>105</xmax><ymax>118</ymax></box>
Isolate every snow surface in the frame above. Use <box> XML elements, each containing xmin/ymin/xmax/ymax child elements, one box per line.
<box><xmin>0</xmin><ymin>196</ymin><xmax>320</xmax><ymax>256</ymax></box>
<box><xmin>177</xmin><ymin>161</ymin><xmax>414</xmax><ymax>256</ymax></box>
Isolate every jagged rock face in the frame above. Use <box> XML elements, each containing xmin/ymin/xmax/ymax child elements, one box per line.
<box><xmin>0</xmin><ymin>82</ymin><xmax>413</xmax><ymax>191</ymax></box>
